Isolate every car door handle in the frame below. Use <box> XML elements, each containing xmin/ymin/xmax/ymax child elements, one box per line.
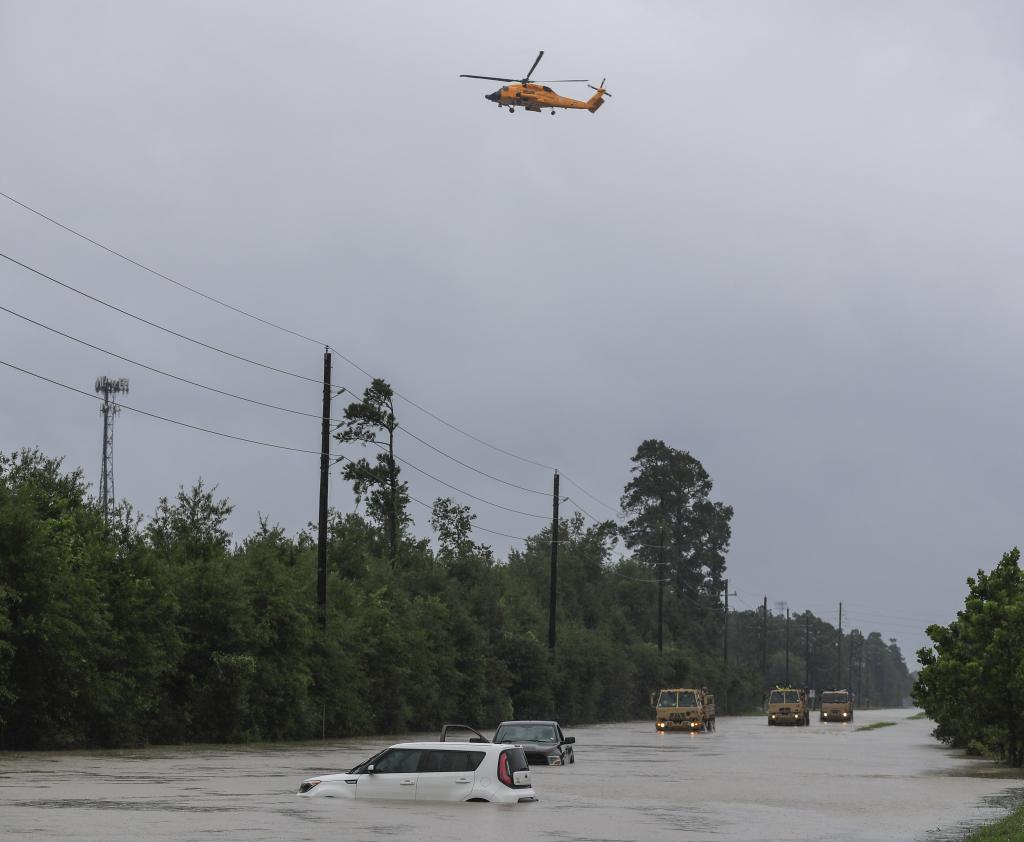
<box><xmin>455</xmin><ymin>778</ymin><xmax>472</xmax><ymax>784</ymax></box>
<box><xmin>400</xmin><ymin>780</ymin><xmax>416</xmax><ymax>785</ymax></box>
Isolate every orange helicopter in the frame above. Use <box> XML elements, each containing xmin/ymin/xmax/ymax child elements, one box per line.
<box><xmin>461</xmin><ymin>51</ymin><xmax>610</xmax><ymax>114</ymax></box>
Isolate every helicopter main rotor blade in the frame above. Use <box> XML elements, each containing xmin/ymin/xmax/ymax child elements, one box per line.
<box><xmin>524</xmin><ymin>50</ymin><xmax>544</xmax><ymax>81</ymax></box>
<box><xmin>535</xmin><ymin>79</ymin><xmax>589</xmax><ymax>83</ymax></box>
<box><xmin>460</xmin><ymin>74</ymin><xmax>519</xmax><ymax>82</ymax></box>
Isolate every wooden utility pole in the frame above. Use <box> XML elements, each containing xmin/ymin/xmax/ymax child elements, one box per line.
<box><xmin>316</xmin><ymin>349</ymin><xmax>332</xmax><ymax>630</ymax></box>
<box><xmin>657</xmin><ymin>527</ymin><xmax>665</xmax><ymax>653</ymax></box>
<box><xmin>858</xmin><ymin>635</ymin><xmax>865</xmax><ymax>703</ymax></box>
<box><xmin>848</xmin><ymin>630</ymin><xmax>855</xmax><ymax>693</ymax></box>
<box><xmin>785</xmin><ymin>607</ymin><xmax>790</xmax><ymax>686</ymax></box>
<box><xmin>723</xmin><ymin>579</ymin><xmax>737</xmax><ymax>665</ymax></box>
<box><xmin>722</xmin><ymin>579</ymin><xmax>736</xmax><ymax>715</ymax></box>
<box><xmin>837</xmin><ymin>601</ymin><xmax>843</xmax><ymax>689</ymax></box>
<box><xmin>804</xmin><ymin>613</ymin><xmax>810</xmax><ymax>688</ymax></box>
<box><xmin>761</xmin><ymin>595</ymin><xmax>768</xmax><ymax>683</ymax></box>
<box><xmin>548</xmin><ymin>471</ymin><xmax>559</xmax><ymax>649</ymax></box>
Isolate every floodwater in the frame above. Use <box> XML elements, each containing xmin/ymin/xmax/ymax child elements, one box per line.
<box><xmin>2</xmin><ymin>709</ymin><xmax>1022</xmax><ymax>841</ymax></box>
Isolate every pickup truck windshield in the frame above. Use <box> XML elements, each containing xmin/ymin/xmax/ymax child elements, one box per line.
<box><xmin>495</xmin><ymin>724</ymin><xmax>556</xmax><ymax>743</ymax></box>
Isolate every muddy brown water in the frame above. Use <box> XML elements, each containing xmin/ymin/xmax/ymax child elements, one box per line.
<box><xmin>1</xmin><ymin>709</ymin><xmax>1021</xmax><ymax>841</ymax></box>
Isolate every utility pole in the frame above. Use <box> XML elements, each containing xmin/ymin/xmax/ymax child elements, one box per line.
<box><xmin>722</xmin><ymin>579</ymin><xmax>736</xmax><ymax>715</ymax></box>
<box><xmin>858</xmin><ymin>635</ymin><xmax>865</xmax><ymax>704</ymax></box>
<box><xmin>761</xmin><ymin>595</ymin><xmax>768</xmax><ymax>685</ymax></box>
<box><xmin>848</xmin><ymin>631</ymin><xmax>855</xmax><ymax>694</ymax></box>
<box><xmin>837</xmin><ymin>601</ymin><xmax>843</xmax><ymax>689</ymax></box>
<box><xmin>863</xmin><ymin>637</ymin><xmax>869</xmax><ymax>707</ymax></box>
<box><xmin>804</xmin><ymin>613</ymin><xmax>810</xmax><ymax>689</ymax></box>
<box><xmin>657</xmin><ymin>527</ymin><xmax>666</xmax><ymax>654</ymax></box>
<box><xmin>785</xmin><ymin>607</ymin><xmax>790</xmax><ymax>686</ymax></box>
<box><xmin>723</xmin><ymin>579</ymin><xmax>737</xmax><ymax>665</ymax></box>
<box><xmin>95</xmin><ymin>376</ymin><xmax>129</xmax><ymax>525</ymax></box>
<box><xmin>548</xmin><ymin>471</ymin><xmax>559</xmax><ymax>650</ymax></box>
<box><xmin>316</xmin><ymin>349</ymin><xmax>332</xmax><ymax>630</ymax></box>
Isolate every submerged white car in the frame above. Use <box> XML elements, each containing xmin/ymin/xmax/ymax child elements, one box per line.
<box><xmin>297</xmin><ymin>741</ymin><xmax>536</xmax><ymax>804</ymax></box>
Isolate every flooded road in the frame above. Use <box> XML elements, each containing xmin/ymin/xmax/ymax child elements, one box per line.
<box><xmin>2</xmin><ymin>708</ymin><xmax>1021</xmax><ymax>841</ymax></box>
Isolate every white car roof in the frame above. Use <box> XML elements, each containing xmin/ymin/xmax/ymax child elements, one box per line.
<box><xmin>389</xmin><ymin>741</ymin><xmax>499</xmax><ymax>750</ymax></box>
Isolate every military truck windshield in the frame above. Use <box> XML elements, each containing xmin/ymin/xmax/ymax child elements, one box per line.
<box><xmin>658</xmin><ymin>691</ymin><xmax>678</xmax><ymax>707</ymax></box>
<box><xmin>785</xmin><ymin>691</ymin><xmax>800</xmax><ymax>703</ymax></box>
<box><xmin>769</xmin><ymin>690</ymin><xmax>801</xmax><ymax>704</ymax></box>
<box><xmin>677</xmin><ymin>691</ymin><xmax>698</xmax><ymax>706</ymax></box>
<box><xmin>822</xmin><ymin>692</ymin><xmax>849</xmax><ymax>704</ymax></box>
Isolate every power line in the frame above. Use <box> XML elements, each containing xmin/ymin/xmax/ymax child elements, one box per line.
<box><xmin>1</xmin><ymin>303</ymin><xmax>557</xmax><ymax>502</ymax></box>
<box><xmin>1</xmin><ymin>251</ymin><xmax>324</xmax><ymax>386</ymax></box>
<box><xmin>5</xmin><ymin>255</ymin><xmax>585</xmax><ymax>505</ymax></box>
<box><xmin>0</xmin><ymin>304</ymin><xmax>334</xmax><ymax>420</ymax></box>
<box><xmin>0</xmin><ymin>189</ymin><xmax>327</xmax><ymax>347</ymax></box>
<box><xmin>403</xmin><ymin>491</ymin><xmax>532</xmax><ymax>542</ymax></box>
<box><xmin>0</xmin><ymin>357</ymin><xmax>548</xmax><ymax>527</ymax></box>
<box><xmin>563</xmin><ymin>495</ymin><xmax>603</xmax><ymax>524</ymax></box>
<box><xmin>561</xmin><ymin>473</ymin><xmax>624</xmax><ymax>518</ymax></box>
<box><xmin>396</xmin><ymin>427</ymin><xmax>548</xmax><ymax>496</ymax></box>
<box><xmin>362</xmin><ymin>441</ymin><xmax>549</xmax><ymax>519</ymax></box>
<box><xmin>0</xmin><ymin>353</ymin><xmax>683</xmax><ymax>570</ymax></box>
<box><xmin>1</xmin><ymin>190</ymin><xmax>621</xmax><ymax>510</ymax></box>
<box><xmin>1</xmin><ymin>358</ymin><xmax>325</xmax><ymax>455</ymax></box>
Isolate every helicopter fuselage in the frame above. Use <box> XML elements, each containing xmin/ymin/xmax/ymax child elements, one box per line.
<box><xmin>486</xmin><ymin>82</ymin><xmax>603</xmax><ymax>112</ymax></box>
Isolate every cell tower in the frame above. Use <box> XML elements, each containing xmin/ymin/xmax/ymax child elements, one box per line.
<box><xmin>95</xmin><ymin>376</ymin><xmax>129</xmax><ymax>522</ymax></box>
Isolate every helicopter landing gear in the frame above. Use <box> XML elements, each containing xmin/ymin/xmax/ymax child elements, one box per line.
<box><xmin>508</xmin><ymin>107</ymin><xmax>514</xmax><ymax>113</ymax></box>
<box><xmin>551</xmin><ymin>110</ymin><xmax>556</xmax><ymax>115</ymax></box>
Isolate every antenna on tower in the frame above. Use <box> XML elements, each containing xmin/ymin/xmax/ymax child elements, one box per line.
<box><xmin>95</xmin><ymin>376</ymin><xmax>129</xmax><ymax>523</ymax></box>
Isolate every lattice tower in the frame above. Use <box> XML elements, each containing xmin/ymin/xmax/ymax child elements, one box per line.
<box><xmin>95</xmin><ymin>376</ymin><xmax>129</xmax><ymax>522</ymax></box>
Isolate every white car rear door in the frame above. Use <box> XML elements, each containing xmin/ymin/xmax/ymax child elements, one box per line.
<box><xmin>415</xmin><ymin>749</ymin><xmax>484</xmax><ymax>801</ymax></box>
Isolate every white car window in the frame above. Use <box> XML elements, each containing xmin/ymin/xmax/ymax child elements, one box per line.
<box><xmin>422</xmin><ymin>750</ymin><xmax>485</xmax><ymax>773</ymax></box>
<box><xmin>372</xmin><ymin>749</ymin><xmax>423</xmax><ymax>774</ymax></box>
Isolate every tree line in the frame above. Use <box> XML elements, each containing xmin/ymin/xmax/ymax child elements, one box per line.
<box><xmin>0</xmin><ymin>382</ymin><xmax>912</xmax><ymax>748</ymax></box>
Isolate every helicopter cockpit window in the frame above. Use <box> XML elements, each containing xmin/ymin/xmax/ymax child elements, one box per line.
<box><xmin>542</xmin><ymin>86</ymin><xmax>552</xmax><ymax>92</ymax></box>
<box><xmin>501</xmin><ymin>86</ymin><xmax>508</xmax><ymax>92</ymax></box>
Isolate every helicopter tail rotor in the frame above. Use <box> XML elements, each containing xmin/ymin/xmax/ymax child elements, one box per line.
<box><xmin>587</xmin><ymin>78</ymin><xmax>612</xmax><ymax>97</ymax></box>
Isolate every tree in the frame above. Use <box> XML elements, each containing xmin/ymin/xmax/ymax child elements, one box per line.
<box><xmin>334</xmin><ymin>379</ymin><xmax>409</xmax><ymax>563</ymax></box>
<box><xmin>620</xmin><ymin>440</ymin><xmax>733</xmax><ymax>648</ymax></box>
<box><xmin>914</xmin><ymin>548</ymin><xmax>1024</xmax><ymax>766</ymax></box>
<box><xmin>430</xmin><ymin>497</ymin><xmax>477</xmax><ymax>563</ymax></box>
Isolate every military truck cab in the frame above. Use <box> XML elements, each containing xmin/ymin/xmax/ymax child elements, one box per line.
<box><xmin>654</xmin><ymin>687</ymin><xmax>715</xmax><ymax>732</ymax></box>
<box><xmin>767</xmin><ymin>687</ymin><xmax>810</xmax><ymax>726</ymax></box>
<box><xmin>820</xmin><ymin>689</ymin><xmax>854</xmax><ymax>722</ymax></box>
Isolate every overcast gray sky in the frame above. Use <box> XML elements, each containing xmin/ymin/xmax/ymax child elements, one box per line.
<box><xmin>3</xmin><ymin>1</ymin><xmax>1022</xmax><ymax>660</ymax></box>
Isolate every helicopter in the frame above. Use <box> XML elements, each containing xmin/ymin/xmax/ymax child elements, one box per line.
<box><xmin>460</xmin><ymin>51</ymin><xmax>610</xmax><ymax>114</ymax></box>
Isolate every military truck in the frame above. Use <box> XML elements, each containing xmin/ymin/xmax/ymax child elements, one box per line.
<box><xmin>767</xmin><ymin>686</ymin><xmax>810</xmax><ymax>726</ymax></box>
<box><xmin>819</xmin><ymin>689</ymin><xmax>854</xmax><ymax>722</ymax></box>
<box><xmin>654</xmin><ymin>687</ymin><xmax>715</xmax><ymax>732</ymax></box>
